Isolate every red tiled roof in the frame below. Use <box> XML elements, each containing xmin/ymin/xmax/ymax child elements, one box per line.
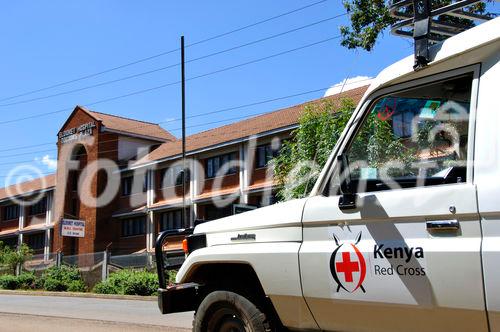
<box><xmin>84</xmin><ymin>108</ymin><xmax>176</xmax><ymax>142</ymax></box>
<box><xmin>0</xmin><ymin>87</ymin><xmax>367</xmax><ymax>198</ymax></box>
<box><xmin>0</xmin><ymin>174</ymin><xmax>55</xmax><ymax>201</ymax></box>
<box><xmin>135</xmin><ymin>86</ymin><xmax>368</xmax><ymax>165</ymax></box>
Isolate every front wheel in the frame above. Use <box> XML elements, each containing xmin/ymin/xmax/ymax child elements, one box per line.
<box><xmin>193</xmin><ymin>290</ymin><xmax>270</xmax><ymax>332</ymax></box>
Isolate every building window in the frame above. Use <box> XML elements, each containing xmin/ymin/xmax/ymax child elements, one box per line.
<box><xmin>256</xmin><ymin>144</ymin><xmax>280</xmax><ymax>168</ymax></box>
<box><xmin>70</xmin><ymin>170</ymin><xmax>79</xmax><ymax>191</ymax></box>
<box><xmin>121</xmin><ymin>175</ymin><xmax>147</xmax><ymax>196</ymax></box>
<box><xmin>142</xmin><ymin>173</ymin><xmax>148</xmax><ymax>192</ymax></box>
<box><xmin>160</xmin><ymin>210</ymin><xmax>184</xmax><ymax>231</ymax></box>
<box><xmin>3</xmin><ymin>204</ymin><xmax>19</xmax><ymax>221</ymax></box>
<box><xmin>29</xmin><ymin>197</ymin><xmax>47</xmax><ymax>216</ymax></box>
<box><xmin>27</xmin><ymin>233</ymin><xmax>45</xmax><ymax>250</ymax></box>
<box><xmin>121</xmin><ymin>216</ymin><xmax>146</xmax><ymax>237</ymax></box>
<box><xmin>205</xmin><ymin>152</ymin><xmax>238</xmax><ymax>179</ymax></box>
<box><xmin>161</xmin><ymin>166</ymin><xmax>190</xmax><ymax>187</ymax></box>
<box><xmin>121</xmin><ymin>177</ymin><xmax>133</xmax><ymax>196</ymax></box>
<box><xmin>205</xmin><ymin>205</ymin><xmax>232</xmax><ymax>221</ymax></box>
<box><xmin>2</xmin><ymin>237</ymin><xmax>17</xmax><ymax>249</ymax></box>
<box><xmin>70</xmin><ymin>198</ymin><xmax>79</xmax><ymax>217</ymax></box>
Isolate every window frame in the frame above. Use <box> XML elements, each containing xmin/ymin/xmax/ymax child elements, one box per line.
<box><xmin>255</xmin><ymin>143</ymin><xmax>280</xmax><ymax>169</ymax></box>
<box><xmin>160</xmin><ymin>166</ymin><xmax>190</xmax><ymax>188</ymax></box>
<box><xmin>121</xmin><ymin>176</ymin><xmax>133</xmax><ymax>196</ymax></box>
<box><xmin>29</xmin><ymin>197</ymin><xmax>47</xmax><ymax>216</ymax></box>
<box><xmin>315</xmin><ymin>64</ymin><xmax>480</xmax><ymax>196</ymax></box>
<box><xmin>205</xmin><ymin>152</ymin><xmax>238</xmax><ymax>179</ymax></box>
<box><xmin>121</xmin><ymin>216</ymin><xmax>146</xmax><ymax>237</ymax></box>
<box><xmin>159</xmin><ymin>209</ymin><xmax>183</xmax><ymax>231</ymax></box>
<box><xmin>27</xmin><ymin>233</ymin><xmax>45</xmax><ymax>250</ymax></box>
<box><xmin>3</xmin><ymin>204</ymin><xmax>19</xmax><ymax>221</ymax></box>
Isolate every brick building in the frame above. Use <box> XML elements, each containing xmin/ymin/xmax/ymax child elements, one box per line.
<box><xmin>0</xmin><ymin>86</ymin><xmax>366</xmax><ymax>256</ymax></box>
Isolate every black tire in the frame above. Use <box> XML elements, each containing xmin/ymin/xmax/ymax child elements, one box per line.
<box><xmin>193</xmin><ymin>290</ymin><xmax>270</xmax><ymax>332</ymax></box>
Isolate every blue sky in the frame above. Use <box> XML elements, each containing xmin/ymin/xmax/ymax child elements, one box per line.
<box><xmin>2</xmin><ymin>0</ymin><xmax>486</xmax><ymax>184</ymax></box>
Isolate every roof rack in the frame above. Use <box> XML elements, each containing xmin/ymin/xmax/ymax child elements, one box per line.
<box><xmin>390</xmin><ymin>0</ymin><xmax>496</xmax><ymax>70</ymax></box>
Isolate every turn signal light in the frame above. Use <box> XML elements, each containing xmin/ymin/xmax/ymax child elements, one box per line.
<box><xmin>185</xmin><ymin>233</ymin><xmax>207</xmax><ymax>256</ymax></box>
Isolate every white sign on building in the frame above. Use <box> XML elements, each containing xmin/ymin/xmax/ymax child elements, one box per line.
<box><xmin>58</xmin><ymin>121</ymin><xmax>96</xmax><ymax>144</ymax></box>
<box><xmin>61</xmin><ymin>219</ymin><xmax>85</xmax><ymax>238</ymax></box>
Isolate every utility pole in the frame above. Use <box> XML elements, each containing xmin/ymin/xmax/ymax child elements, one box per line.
<box><xmin>181</xmin><ymin>36</ymin><xmax>187</xmax><ymax>229</ymax></box>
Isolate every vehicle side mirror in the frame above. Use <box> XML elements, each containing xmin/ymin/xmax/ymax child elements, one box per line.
<box><xmin>337</xmin><ymin>154</ymin><xmax>357</xmax><ymax>210</ymax></box>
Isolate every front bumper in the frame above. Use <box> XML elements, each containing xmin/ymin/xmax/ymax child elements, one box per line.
<box><xmin>158</xmin><ymin>282</ymin><xmax>203</xmax><ymax>314</ymax></box>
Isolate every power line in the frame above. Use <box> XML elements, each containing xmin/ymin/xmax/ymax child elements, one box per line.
<box><xmin>0</xmin><ymin>90</ymin><xmax>365</xmax><ymax>168</ymax></box>
<box><xmin>0</xmin><ymin>88</ymin><xmax>368</xmax><ymax>163</ymax></box>
<box><xmin>0</xmin><ymin>142</ymin><xmax>54</xmax><ymax>153</ymax></box>
<box><xmin>0</xmin><ymin>15</ymin><xmax>345</xmax><ymax>108</ymax></box>
<box><xmin>0</xmin><ymin>35</ymin><xmax>341</xmax><ymax>126</ymax></box>
<box><xmin>0</xmin><ymin>83</ymin><xmax>369</xmax><ymax>155</ymax></box>
<box><xmin>0</xmin><ymin>0</ymin><xmax>328</xmax><ymax>103</ymax></box>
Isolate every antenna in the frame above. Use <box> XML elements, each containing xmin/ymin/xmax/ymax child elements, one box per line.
<box><xmin>389</xmin><ymin>0</ymin><xmax>496</xmax><ymax>70</ymax></box>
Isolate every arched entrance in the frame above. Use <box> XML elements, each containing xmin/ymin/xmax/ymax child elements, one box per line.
<box><xmin>64</xmin><ymin>144</ymin><xmax>87</xmax><ymax>255</ymax></box>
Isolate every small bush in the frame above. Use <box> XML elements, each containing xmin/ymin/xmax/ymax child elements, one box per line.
<box><xmin>167</xmin><ymin>270</ymin><xmax>177</xmax><ymax>284</ymax></box>
<box><xmin>43</xmin><ymin>278</ymin><xmax>66</xmax><ymax>292</ymax></box>
<box><xmin>16</xmin><ymin>272</ymin><xmax>37</xmax><ymax>290</ymax></box>
<box><xmin>93</xmin><ymin>269</ymin><xmax>159</xmax><ymax>296</ymax></box>
<box><xmin>123</xmin><ymin>271</ymin><xmax>158</xmax><ymax>296</ymax></box>
<box><xmin>0</xmin><ymin>274</ymin><xmax>19</xmax><ymax>290</ymax></box>
<box><xmin>40</xmin><ymin>266</ymin><xmax>86</xmax><ymax>292</ymax></box>
<box><xmin>67</xmin><ymin>280</ymin><xmax>87</xmax><ymax>293</ymax></box>
<box><xmin>92</xmin><ymin>281</ymin><xmax>117</xmax><ymax>294</ymax></box>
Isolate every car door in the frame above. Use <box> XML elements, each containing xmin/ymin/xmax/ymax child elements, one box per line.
<box><xmin>299</xmin><ymin>66</ymin><xmax>488</xmax><ymax>332</ymax></box>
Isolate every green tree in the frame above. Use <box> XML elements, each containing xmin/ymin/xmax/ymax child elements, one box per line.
<box><xmin>0</xmin><ymin>242</ymin><xmax>33</xmax><ymax>275</ymax></box>
<box><xmin>340</xmin><ymin>0</ymin><xmax>492</xmax><ymax>51</ymax></box>
<box><xmin>273</xmin><ymin>98</ymin><xmax>356</xmax><ymax>201</ymax></box>
<box><xmin>348</xmin><ymin>110</ymin><xmax>417</xmax><ymax>178</ymax></box>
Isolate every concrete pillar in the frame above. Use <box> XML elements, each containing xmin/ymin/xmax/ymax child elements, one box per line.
<box><xmin>18</xmin><ymin>202</ymin><xmax>25</xmax><ymax>250</ymax></box>
<box><xmin>146</xmin><ymin>169</ymin><xmax>155</xmax><ymax>251</ymax></box>
<box><xmin>44</xmin><ymin>192</ymin><xmax>53</xmax><ymax>260</ymax></box>
<box><xmin>239</xmin><ymin>143</ymin><xmax>249</xmax><ymax>204</ymax></box>
<box><xmin>44</xmin><ymin>229</ymin><xmax>51</xmax><ymax>261</ymax></box>
<box><xmin>189</xmin><ymin>158</ymin><xmax>198</xmax><ymax>227</ymax></box>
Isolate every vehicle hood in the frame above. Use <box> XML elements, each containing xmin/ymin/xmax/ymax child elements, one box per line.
<box><xmin>194</xmin><ymin>198</ymin><xmax>307</xmax><ymax>235</ymax></box>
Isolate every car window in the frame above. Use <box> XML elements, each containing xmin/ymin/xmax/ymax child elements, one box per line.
<box><xmin>343</xmin><ymin>73</ymin><xmax>472</xmax><ymax>193</ymax></box>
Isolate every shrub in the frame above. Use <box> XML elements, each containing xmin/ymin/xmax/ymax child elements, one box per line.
<box><xmin>43</xmin><ymin>278</ymin><xmax>66</xmax><ymax>292</ymax></box>
<box><xmin>167</xmin><ymin>270</ymin><xmax>177</xmax><ymax>284</ymax></box>
<box><xmin>67</xmin><ymin>280</ymin><xmax>87</xmax><ymax>293</ymax></box>
<box><xmin>93</xmin><ymin>269</ymin><xmax>159</xmax><ymax>296</ymax></box>
<box><xmin>92</xmin><ymin>281</ymin><xmax>117</xmax><ymax>294</ymax></box>
<box><xmin>0</xmin><ymin>243</ymin><xmax>33</xmax><ymax>275</ymax></box>
<box><xmin>40</xmin><ymin>266</ymin><xmax>86</xmax><ymax>292</ymax></box>
<box><xmin>123</xmin><ymin>271</ymin><xmax>158</xmax><ymax>296</ymax></box>
<box><xmin>0</xmin><ymin>274</ymin><xmax>19</xmax><ymax>290</ymax></box>
<box><xmin>16</xmin><ymin>272</ymin><xmax>37</xmax><ymax>290</ymax></box>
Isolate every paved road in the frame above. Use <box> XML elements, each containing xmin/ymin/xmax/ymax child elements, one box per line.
<box><xmin>0</xmin><ymin>294</ymin><xmax>193</xmax><ymax>331</ymax></box>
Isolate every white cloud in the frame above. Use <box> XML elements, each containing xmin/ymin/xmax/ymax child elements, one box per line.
<box><xmin>324</xmin><ymin>76</ymin><xmax>373</xmax><ymax>97</ymax></box>
<box><xmin>35</xmin><ymin>154</ymin><xmax>57</xmax><ymax>171</ymax></box>
<box><xmin>163</xmin><ymin>117</ymin><xmax>177</xmax><ymax>123</ymax></box>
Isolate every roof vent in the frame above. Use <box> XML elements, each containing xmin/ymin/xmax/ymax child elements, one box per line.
<box><xmin>389</xmin><ymin>0</ymin><xmax>496</xmax><ymax>70</ymax></box>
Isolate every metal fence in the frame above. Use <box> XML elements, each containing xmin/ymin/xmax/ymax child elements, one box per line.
<box><xmin>21</xmin><ymin>249</ymin><xmax>185</xmax><ymax>288</ymax></box>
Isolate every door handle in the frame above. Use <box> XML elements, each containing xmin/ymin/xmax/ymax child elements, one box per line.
<box><xmin>426</xmin><ymin>219</ymin><xmax>460</xmax><ymax>231</ymax></box>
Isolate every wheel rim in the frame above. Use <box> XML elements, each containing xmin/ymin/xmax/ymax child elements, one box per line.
<box><xmin>209</xmin><ymin>307</ymin><xmax>247</xmax><ymax>332</ymax></box>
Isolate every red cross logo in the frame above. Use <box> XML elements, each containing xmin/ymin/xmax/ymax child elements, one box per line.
<box><xmin>335</xmin><ymin>252</ymin><xmax>360</xmax><ymax>283</ymax></box>
<box><xmin>330</xmin><ymin>232</ymin><xmax>367</xmax><ymax>293</ymax></box>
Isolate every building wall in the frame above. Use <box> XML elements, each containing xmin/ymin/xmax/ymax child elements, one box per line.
<box><xmin>1</xmin><ymin>115</ymin><xmax>292</xmax><ymax>255</ymax></box>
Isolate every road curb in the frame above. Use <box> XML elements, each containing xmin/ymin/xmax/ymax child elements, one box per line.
<box><xmin>0</xmin><ymin>289</ymin><xmax>156</xmax><ymax>301</ymax></box>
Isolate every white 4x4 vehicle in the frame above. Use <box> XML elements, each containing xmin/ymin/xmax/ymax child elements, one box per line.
<box><xmin>156</xmin><ymin>17</ymin><xmax>500</xmax><ymax>332</ymax></box>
